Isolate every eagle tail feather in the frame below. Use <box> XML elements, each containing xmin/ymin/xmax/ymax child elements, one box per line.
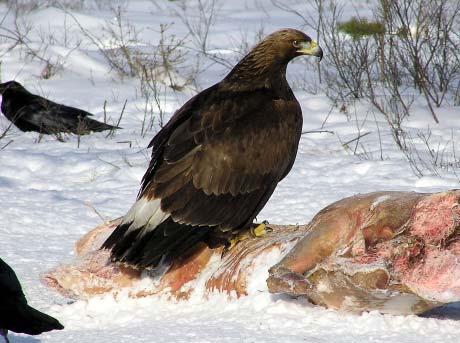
<box><xmin>101</xmin><ymin>222</ymin><xmax>134</xmax><ymax>255</ymax></box>
<box><xmin>101</xmin><ymin>218</ymin><xmax>211</xmax><ymax>269</ymax></box>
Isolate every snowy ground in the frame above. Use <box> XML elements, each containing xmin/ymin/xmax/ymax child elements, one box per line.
<box><xmin>1</xmin><ymin>0</ymin><xmax>460</xmax><ymax>342</ymax></box>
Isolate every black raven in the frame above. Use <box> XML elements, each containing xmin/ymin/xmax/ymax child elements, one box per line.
<box><xmin>0</xmin><ymin>258</ymin><xmax>64</xmax><ymax>342</ymax></box>
<box><xmin>0</xmin><ymin>80</ymin><xmax>119</xmax><ymax>135</ymax></box>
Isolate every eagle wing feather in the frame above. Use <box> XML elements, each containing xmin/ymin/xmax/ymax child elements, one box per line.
<box><xmin>141</xmin><ymin>86</ymin><xmax>302</xmax><ymax>230</ymax></box>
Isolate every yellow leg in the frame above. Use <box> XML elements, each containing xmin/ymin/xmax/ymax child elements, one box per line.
<box><xmin>251</xmin><ymin>221</ymin><xmax>271</xmax><ymax>237</ymax></box>
<box><xmin>225</xmin><ymin>221</ymin><xmax>271</xmax><ymax>251</ymax></box>
<box><xmin>226</xmin><ymin>231</ymin><xmax>251</xmax><ymax>251</ymax></box>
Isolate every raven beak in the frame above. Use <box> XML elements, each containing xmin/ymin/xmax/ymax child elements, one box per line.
<box><xmin>297</xmin><ymin>40</ymin><xmax>323</xmax><ymax>62</ymax></box>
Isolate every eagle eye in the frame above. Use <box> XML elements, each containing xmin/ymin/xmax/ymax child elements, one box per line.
<box><xmin>292</xmin><ymin>40</ymin><xmax>300</xmax><ymax>48</ymax></box>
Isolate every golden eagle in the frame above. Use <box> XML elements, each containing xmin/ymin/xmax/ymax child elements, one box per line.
<box><xmin>0</xmin><ymin>257</ymin><xmax>64</xmax><ymax>342</ymax></box>
<box><xmin>102</xmin><ymin>29</ymin><xmax>323</xmax><ymax>268</ymax></box>
<box><xmin>0</xmin><ymin>81</ymin><xmax>119</xmax><ymax>135</ymax></box>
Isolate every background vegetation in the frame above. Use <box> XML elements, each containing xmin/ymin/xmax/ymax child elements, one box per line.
<box><xmin>1</xmin><ymin>0</ymin><xmax>460</xmax><ymax>178</ymax></box>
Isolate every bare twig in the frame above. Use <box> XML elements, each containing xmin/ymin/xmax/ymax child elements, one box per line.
<box><xmin>301</xmin><ymin>129</ymin><xmax>334</xmax><ymax>135</ymax></box>
<box><xmin>0</xmin><ymin>139</ymin><xmax>13</xmax><ymax>150</ymax></box>
<box><xmin>342</xmin><ymin>131</ymin><xmax>371</xmax><ymax>147</ymax></box>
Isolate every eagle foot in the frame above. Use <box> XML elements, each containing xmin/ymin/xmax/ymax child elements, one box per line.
<box><xmin>250</xmin><ymin>220</ymin><xmax>272</xmax><ymax>237</ymax></box>
<box><xmin>223</xmin><ymin>221</ymin><xmax>272</xmax><ymax>255</ymax></box>
<box><xmin>224</xmin><ymin>231</ymin><xmax>251</xmax><ymax>253</ymax></box>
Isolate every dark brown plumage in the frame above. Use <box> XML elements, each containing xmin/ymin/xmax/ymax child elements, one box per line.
<box><xmin>102</xmin><ymin>29</ymin><xmax>323</xmax><ymax>268</ymax></box>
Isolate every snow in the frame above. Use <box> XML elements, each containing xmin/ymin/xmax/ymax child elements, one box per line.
<box><xmin>1</xmin><ymin>0</ymin><xmax>460</xmax><ymax>342</ymax></box>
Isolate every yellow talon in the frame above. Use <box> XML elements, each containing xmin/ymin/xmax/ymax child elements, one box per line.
<box><xmin>223</xmin><ymin>221</ymin><xmax>272</xmax><ymax>255</ymax></box>
<box><xmin>226</xmin><ymin>231</ymin><xmax>251</xmax><ymax>251</ymax></box>
<box><xmin>251</xmin><ymin>222</ymin><xmax>268</xmax><ymax>237</ymax></box>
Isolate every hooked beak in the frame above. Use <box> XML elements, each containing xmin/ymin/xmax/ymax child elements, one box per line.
<box><xmin>297</xmin><ymin>40</ymin><xmax>323</xmax><ymax>62</ymax></box>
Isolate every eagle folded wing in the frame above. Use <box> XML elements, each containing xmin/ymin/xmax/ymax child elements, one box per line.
<box><xmin>141</xmin><ymin>87</ymin><xmax>301</xmax><ymax>230</ymax></box>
